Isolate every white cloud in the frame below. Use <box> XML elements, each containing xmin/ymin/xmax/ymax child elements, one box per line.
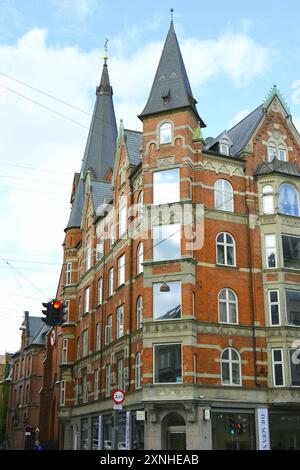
<box><xmin>294</xmin><ymin>116</ymin><xmax>300</xmax><ymax>133</ymax></box>
<box><xmin>229</xmin><ymin>109</ymin><xmax>251</xmax><ymax>129</ymax></box>
<box><xmin>47</xmin><ymin>0</ymin><xmax>98</xmax><ymax>17</ymax></box>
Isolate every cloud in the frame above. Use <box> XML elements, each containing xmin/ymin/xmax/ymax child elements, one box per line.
<box><xmin>229</xmin><ymin>109</ymin><xmax>251</xmax><ymax>129</ymax></box>
<box><xmin>47</xmin><ymin>0</ymin><xmax>98</xmax><ymax>18</ymax></box>
<box><xmin>294</xmin><ymin>116</ymin><xmax>300</xmax><ymax>133</ymax></box>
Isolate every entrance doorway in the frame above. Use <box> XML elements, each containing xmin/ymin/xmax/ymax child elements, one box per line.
<box><xmin>163</xmin><ymin>413</ymin><xmax>186</xmax><ymax>450</ymax></box>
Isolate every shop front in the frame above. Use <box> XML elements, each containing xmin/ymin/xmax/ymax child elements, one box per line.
<box><xmin>212</xmin><ymin>409</ymin><xmax>256</xmax><ymax>450</ymax></box>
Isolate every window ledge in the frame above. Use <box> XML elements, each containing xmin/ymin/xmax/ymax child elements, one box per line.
<box><xmin>216</xmin><ymin>263</ymin><xmax>238</xmax><ymax>270</ymax></box>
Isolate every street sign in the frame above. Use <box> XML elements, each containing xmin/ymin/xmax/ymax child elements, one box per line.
<box><xmin>112</xmin><ymin>389</ymin><xmax>125</xmax><ymax>404</ymax></box>
<box><xmin>136</xmin><ymin>410</ymin><xmax>145</xmax><ymax>421</ymax></box>
<box><xmin>113</xmin><ymin>404</ymin><xmax>123</xmax><ymax>411</ymax></box>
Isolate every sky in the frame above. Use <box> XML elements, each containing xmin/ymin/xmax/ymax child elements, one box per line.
<box><xmin>0</xmin><ymin>0</ymin><xmax>300</xmax><ymax>353</ymax></box>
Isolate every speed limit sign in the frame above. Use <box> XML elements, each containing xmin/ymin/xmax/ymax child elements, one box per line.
<box><xmin>112</xmin><ymin>389</ymin><xmax>125</xmax><ymax>404</ymax></box>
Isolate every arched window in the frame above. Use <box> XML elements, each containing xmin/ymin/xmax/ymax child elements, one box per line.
<box><xmin>268</xmin><ymin>144</ymin><xmax>277</xmax><ymax>162</ymax></box>
<box><xmin>218</xmin><ymin>289</ymin><xmax>238</xmax><ymax>324</ymax></box>
<box><xmin>214</xmin><ymin>180</ymin><xmax>234</xmax><ymax>212</ymax></box>
<box><xmin>279</xmin><ymin>183</ymin><xmax>300</xmax><ymax>216</ymax></box>
<box><xmin>216</xmin><ymin>233</ymin><xmax>236</xmax><ymax>266</ymax></box>
<box><xmin>159</xmin><ymin>122</ymin><xmax>172</xmax><ymax>144</ymax></box>
<box><xmin>262</xmin><ymin>185</ymin><xmax>274</xmax><ymax>214</ymax></box>
<box><xmin>137</xmin><ymin>296</ymin><xmax>143</xmax><ymax>329</ymax></box>
<box><xmin>137</xmin><ymin>191</ymin><xmax>143</xmax><ymax>222</ymax></box>
<box><xmin>137</xmin><ymin>242</ymin><xmax>143</xmax><ymax>275</ymax></box>
<box><xmin>135</xmin><ymin>353</ymin><xmax>141</xmax><ymax>389</ymax></box>
<box><xmin>221</xmin><ymin>348</ymin><xmax>241</xmax><ymax>386</ymax></box>
<box><xmin>278</xmin><ymin>147</ymin><xmax>287</xmax><ymax>161</ymax></box>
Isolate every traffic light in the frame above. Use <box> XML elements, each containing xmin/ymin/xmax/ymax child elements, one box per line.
<box><xmin>227</xmin><ymin>417</ymin><xmax>236</xmax><ymax>435</ymax></box>
<box><xmin>42</xmin><ymin>302</ymin><xmax>54</xmax><ymax>326</ymax></box>
<box><xmin>41</xmin><ymin>300</ymin><xmax>64</xmax><ymax>326</ymax></box>
<box><xmin>52</xmin><ymin>300</ymin><xmax>63</xmax><ymax>325</ymax></box>
<box><xmin>236</xmin><ymin>422</ymin><xmax>242</xmax><ymax>434</ymax></box>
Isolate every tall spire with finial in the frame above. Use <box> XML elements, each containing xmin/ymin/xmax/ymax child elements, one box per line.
<box><xmin>170</xmin><ymin>7</ymin><xmax>174</xmax><ymax>23</ymax></box>
<box><xmin>104</xmin><ymin>38</ymin><xmax>108</xmax><ymax>65</ymax></box>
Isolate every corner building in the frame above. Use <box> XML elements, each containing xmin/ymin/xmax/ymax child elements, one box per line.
<box><xmin>51</xmin><ymin>22</ymin><xmax>300</xmax><ymax>450</ymax></box>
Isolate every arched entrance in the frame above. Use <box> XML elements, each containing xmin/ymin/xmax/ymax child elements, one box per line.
<box><xmin>162</xmin><ymin>412</ymin><xmax>186</xmax><ymax>450</ymax></box>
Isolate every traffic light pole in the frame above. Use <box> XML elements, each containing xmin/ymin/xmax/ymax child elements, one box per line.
<box><xmin>112</xmin><ymin>409</ymin><xmax>119</xmax><ymax>450</ymax></box>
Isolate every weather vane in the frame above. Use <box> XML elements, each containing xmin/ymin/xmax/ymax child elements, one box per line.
<box><xmin>170</xmin><ymin>8</ymin><xmax>174</xmax><ymax>23</ymax></box>
<box><xmin>104</xmin><ymin>38</ymin><xmax>108</xmax><ymax>64</ymax></box>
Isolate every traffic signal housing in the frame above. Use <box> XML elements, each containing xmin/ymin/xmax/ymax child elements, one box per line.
<box><xmin>227</xmin><ymin>417</ymin><xmax>236</xmax><ymax>435</ymax></box>
<box><xmin>41</xmin><ymin>300</ymin><xmax>65</xmax><ymax>327</ymax></box>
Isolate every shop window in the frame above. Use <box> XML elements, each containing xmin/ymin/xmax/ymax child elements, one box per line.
<box><xmin>282</xmin><ymin>235</ymin><xmax>300</xmax><ymax>269</ymax></box>
<box><xmin>218</xmin><ymin>289</ymin><xmax>238</xmax><ymax>324</ymax></box>
<box><xmin>103</xmin><ymin>416</ymin><xmax>112</xmax><ymax>450</ymax></box>
<box><xmin>154</xmin><ymin>343</ymin><xmax>182</xmax><ymax>384</ymax></box>
<box><xmin>279</xmin><ymin>184</ymin><xmax>300</xmax><ymax>217</ymax></box>
<box><xmin>91</xmin><ymin>417</ymin><xmax>99</xmax><ymax>450</ymax></box>
<box><xmin>153</xmin><ymin>282</ymin><xmax>181</xmax><ymax>320</ymax></box>
<box><xmin>270</xmin><ymin>413</ymin><xmax>300</xmax><ymax>450</ymax></box>
<box><xmin>214</xmin><ymin>179</ymin><xmax>234</xmax><ymax>212</ymax></box>
<box><xmin>153</xmin><ymin>224</ymin><xmax>181</xmax><ymax>261</ymax></box>
<box><xmin>81</xmin><ymin>418</ymin><xmax>89</xmax><ymax>450</ymax></box>
<box><xmin>212</xmin><ymin>412</ymin><xmax>256</xmax><ymax>450</ymax></box>
<box><xmin>289</xmin><ymin>349</ymin><xmax>300</xmax><ymax>386</ymax></box>
<box><xmin>153</xmin><ymin>169</ymin><xmax>180</xmax><ymax>205</ymax></box>
<box><xmin>216</xmin><ymin>233</ymin><xmax>236</xmax><ymax>266</ymax></box>
<box><xmin>221</xmin><ymin>348</ymin><xmax>241</xmax><ymax>386</ymax></box>
<box><xmin>132</xmin><ymin>413</ymin><xmax>145</xmax><ymax>450</ymax></box>
<box><xmin>286</xmin><ymin>290</ymin><xmax>300</xmax><ymax>326</ymax></box>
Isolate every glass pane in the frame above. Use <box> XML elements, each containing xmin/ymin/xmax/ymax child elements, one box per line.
<box><xmin>222</xmin><ymin>349</ymin><xmax>229</xmax><ymax>360</ymax></box>
<box><xmin>227</xmin><ymin>246</ymin><xmax>234</xmax><ymax>265</ymax></box>
<box><xmin>217</xmin><ymin>245</ymin><xmax>225</xmax><ymax>264</ymax></box>
<box><xmin>155</xmin><ymin>344</ymin><xmax>182</xmax><ymax>383</ymax></box>
<box><xmin>232</xmin><ymin>362</ymin><xmax>240</xmax><ymax>384</ymax></box>
<box><xmin>222</xmin><ymin>362</ymin><xmax>230</xmax><ymax>384</ymax></box>
<box><xmin>153</xmin><ymin>224</ymin><xmax>181</xmax><ymax>261</ymax></box>
<box><xmin>231</xmin><ymin>349</ymin><xmax>239</xmax><ymax>361</ymax></box>
<box><xmin>153</xmin><ymin>282</ymin><xmax>181</xmax><ymax>320</ymax></box>
<box><xmin>219</xmin><ymin>289</ymin><xmax>226</xmax><ymax>300</ymax></box>
<box><xmin>273</xmin><ymin>350</ymin><xmax>282</xmax><ymax>362</ymax></box>
<box><xmin>279</xmin><ymin>184</ymin><xmax>300</xmax><ymax>217</ymax></box>
<box><xmin>271</xmin><ymin>305</ymin><xmax>280</xmax><ymax>325</ymax></box>
<box><xmin>289</xmin><ymin>349</ymin><xmax>300</xmax><ymax>386</ymax></box>
<box><xmin>282</xmin><ymin>235</ymin><xmax>300</xmax><ymax>269</ymax></box>
<box><xmin>229</xmin><ymin>303</ymin><xmax>237</xmax><ymax>323</ymax></box>
<box><xmin>286</xmin><ymin>290</ymin><xmax>300</xmax><ymax>326</ymax></box>
<box><xmin>153</xmin><ymin>169</ymin><xmax>180</xmax><ymax>205</ymax></box>
<box><xmin>160</xmin><ymin>123</ymin><xmax>172</xmax><ymax>144</ymax></box>
<box><xmin>263</xmin><ymin>195</ymin><xmax>274</xmax><ymax>214</ymax></box>
<box><xmin>92</xmin><ymin>418</ymin><xmax>99</xmax><ymax>450</ymax></box>
<box><xmin>103</xmin><ymin>416</ymin><xmax>112</xmax><ymax>450</ymax></box>
<box><xmin>217</xmin><ymin>233</ymin><xmax>224</xmax><ymax>243</ymax></box>
<box><xmin>270</xmin><ymin>291</ymin><xmax>278</xmax><ymax>303</ymax></box>
<box><xmin>219</xmin><ymin>302</ymin><xmax>227</xmax><ymax>322</ymax></box>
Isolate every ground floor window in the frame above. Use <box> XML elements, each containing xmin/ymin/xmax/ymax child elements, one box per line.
<box><xmin>270</xmin><ymin>412</ymin><xmax>300</xmax><ymax>450</ymax></box>
<box><xmin>117</xmin><ymin>413</ymin><xmax>126</xmax><ymax>450</ymax></box>
<box><xmin>91</xmin><ymin>417</ymin><xmax>99</xmax><ymax>450</ymax></box>
<box><xmin>80</xmin><ymin>418</ymin><xmax>89</xmax><ymax>450</ymax></box>
<box><xmin>103</xmin><ymin>415</ymin><xmax>112</xmax><ymax>450</ymax></box>
<box><xmin>212</xmin><ymin>411</ymin><xmax>255</xmax><ymax>450</ymax></box>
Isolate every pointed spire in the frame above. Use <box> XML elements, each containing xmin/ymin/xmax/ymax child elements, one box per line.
<box><xmin>139</xmin><ymin>21</ymin><xmax>206</xmax><ymax>126</ymax></box>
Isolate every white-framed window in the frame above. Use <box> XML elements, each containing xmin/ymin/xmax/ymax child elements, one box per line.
<box><xmin>60</xmin><ymin>380</ymin><xmax>66</xmax><ymax>406</ymax></box>
<box><xmin>76</xmin><ymin>337</ymin><xmax>80</xmax><ymax>360</ymax></box>
<box><xmin>214</xmin><ymin>179</ymin><xmax>234</xmax><ymax>212</ymax></box>
<box><xmin>94</xmin><ymin>369</ymin><xmax>99</xmax><ymax>400</ymax></box>
<box><xmin>272</xmin><ymin>349</ymin><xmax>285</xmax><ymax>387</ymax></box>
<box><xmin>154</xmin><ymin>343</ymin><xmax>182</xmax><ymax>384</ymax></box>
<box><xmin>64</xmin><ymin>300</ymin><xmax>70</xmax><ymax>323</ymax></box>
<box><xmin>119</xmin><ymin>197</ymin><xmax>127</xmax><ymax>238</ymax></box>
<box><xmin>105</xmin><ymin>315</ymin><xmax>113</xmax><ymax>345</ymax></box>
<box><xmin>137</xmin><ymin>243</ymin><xmax>143</xmax><ymax>275</ymax></box>
<box><xmin>66</xmin><ymin>262</ymin><xmax>72</xmax><ymax>285</ymax></box>
<box><xmin>268</xmin><ymin>145</ymin><xmax>277</xmax><ymax>162</ymax></box>
<box><xmin>96</xmin><ymin>237</ymin><xmax>104</xmax><ymax>260</ymax></box>
<box><xmin>268</xmin><ymin>290</ymin><xmax>280</xmax><ymax>326</ymax></box>
<box><xmin>62</xmin><ymin>338</ymin><xmax>68</xmax><ymax>363</ymax></box>
<box><xmin>118</xmin><ymin>254</ymin><xmax>125</xmax><ymax>287</ymax></box>
<box><xmin>84</xmin><ymin>287</ymin><xmax>90</xmax><ymax>314</ymax></box>
<box><xmin>159</xmin><ymin>122</ymin><xmax>172</xmax><ymax>144</ymax></box>
<box><xmin>137</xmin><ymin>296</ymin><xmax>143</xmax><ymax>329</ymax></box>
<box><xmin>286</xmin><ymin>290</ymin><xmax>300</xmax><ymax>326</ymax></box>
<box><xmin>279</xmin><ymin>148</ymin><xmax>287</xmax><ymax>162</ymax></box>
<box><xmin>135</xmin><ymin>353</ymin><xmax>141</xmax><ymax>390</ymax></box>
<box><xmin>98</xmin><ymin>277</ymin><xmax>103</xmax><ymax>305</ymax></box>
<box><xmin>279</xmin><ymin>183</ymin><xmax>300</xmax><ymax>217</ymax></box>
<box><xmin>289</xmin><ymin>348</ymin><xmax>300</xmax><ymax>386</ymax></box>
<box><xmin>96</xmin><ymin>323</ymin><xmax>101</xmax><ymax>351</ymax></box>
<box><xmin>108</xmin><ymin>268</ymin><xmax>114</xmax><ymax>297</ymax></box>
<box><xmin>82</xmin><ymin>375</ymin><xmax>88</xmax><ymax>403</ymax></box>
<box><xmin>82</xmin><ymin>329</ymin><xmax>88</xmax><ymax>357</ymax></box>
<box><xmin>153</xmin><ymin>224</ymin><xmax>181</xmax><ymax>262</ymax></box>
<box><xmin>86</xmin><ymin>243</ymin><xmax>92</xmax><ymax>271</ymax></box>
<box><xmin>137</xmin><ymin>191</ymin><xmax>143</xmax><ymax>223</ymax></box>
<box><xmin>218</xmin><ymin>288</ymin><xmax>238</xmax><ymax>324</ymax></box>
<box><xmin>265</xmin><ymin>234</ymin><xmax>277</xmax><ymax>268</ymax></box>
<box><xmin>105</xmin><ymin>364</ymin><xmax>111</xmax><ymax>397</ymax></box>
<box><xmin>262</xmin><ymin>185</ymin><xmax>274</xmax><ymax>214</ymax></box>
<box><xmin>221</xmin><ymin>348</ymin><xmax>241</xmax><ymax>386</ymax></box>
<box><xmin>117</xmin><ymin>304</ymin><xmax>124</xmax><ymax>338</ymax></box>
<box><xmin>118</xmin><ymin>358</ymin><xmax>125</xmax><ymax>390</ymax></box>
<box><xmin>216</xmin><ymin>232</ymin><xmax>236</xmax><ymax>266</ymax></box>
<box><xmin>220</xmin><ymin>143</ymin><xmax>229</xmax><ymax>156</ymax></box>
<box><xmin>153</xmin><ymin>168</ymin><xmax>180</xmax><ymax>205</ymax></box>
<box><xmin>153</xmin><ymin>282</ymin><xmax>181</xmax><ymax>320</ymax></box>
<box><xmin>282</xmin><ymin>235</ymin><xmax>300</xmax><ymax>269</ymax></box>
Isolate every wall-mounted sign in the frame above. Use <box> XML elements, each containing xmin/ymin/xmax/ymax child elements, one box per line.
<box><xmin>136</xmin><ymin>410</ymin><xmax>145</xmax><ymax>421</ymax></box>
<box><xmin>257</xmin><ymin>408</ymin><xmax>271</xmax><ymax>450</ymax></box>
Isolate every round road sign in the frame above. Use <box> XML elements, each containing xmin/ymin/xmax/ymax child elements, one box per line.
<box><xmin>112</xmin><ymin>389</ymin><xmax>125</xmax><ymax>404</ymax></box>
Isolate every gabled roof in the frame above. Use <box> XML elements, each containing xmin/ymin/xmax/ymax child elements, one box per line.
<box><xmin>139</xmin><ymin>22</ymin><xmax>205</xmax><ymax>126</ymax></box>
<box><xmin>91</xmin><ymin>180</ymin><xmax>113</xmax><ymax>213</ymax></box>
<box><xmin>124</xmin><ymin>129</ymin><xmax>142</xmax><ymax>166</ymax></box>
<box><xmin>254</xmin><ymin>159</ymin><xmax>300</xmax><ymax>178</ymax></box>
<box><xmin>227</xmin><ymin>105</ymin><xmax>265</xmax><ymax>156</ymax></box>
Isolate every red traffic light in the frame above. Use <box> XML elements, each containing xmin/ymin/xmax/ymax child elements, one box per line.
<box><xmin>53</xmin><ymin>301</ymin><xmax>62</xmax><ymax>310</ymax></box>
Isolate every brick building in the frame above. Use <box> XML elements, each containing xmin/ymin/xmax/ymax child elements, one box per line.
<box><xmin>6</xmin><ymin>312</ymin><xmax>49</xmax><ymax>449</ymax></box>
<box><xmin>45</xmin><ymin>21</ymin><xmax>300</xmax><ymax>450</ymax></box>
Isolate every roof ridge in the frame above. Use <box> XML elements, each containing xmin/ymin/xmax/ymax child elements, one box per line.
<box><xmin>124</xmin><ymin>128</ymin><xmax>142</xmax><ymax>134</ymax></box>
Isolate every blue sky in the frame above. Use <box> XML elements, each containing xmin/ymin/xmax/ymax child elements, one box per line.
<box><xmin>0</xmin><ymin>0</ymin><xmax>300</xmax><ymax>352</ymax></box>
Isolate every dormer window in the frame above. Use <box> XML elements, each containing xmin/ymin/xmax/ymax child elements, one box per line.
<box><xmin>279</xmin><ymin>148</ymin><xmax>287</xmax><ymax>162</ymax></box>
<box><xmin>220</xmin><ymin>143</ymin><xmax>229</xmax><ymax>156</ymax></box>
<box><xmin>159</xmin><ymin>122</ymin><xmax>172</xmax><ymax>144</ymax></box>
<box><xmin>268</xmin><ymin>146</ymin><xmax>277</xmax><ymax>162</ymax></box>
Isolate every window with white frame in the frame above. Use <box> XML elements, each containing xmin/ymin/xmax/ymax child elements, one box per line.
<box><xmin>118</xmin><ymin>254</ymin><xmax>125</xmax><ymax>287</ymax></box>
<box><xmin>118</xmin><ymin>359</ymin><xmax>125</xmax><ymax>390</ymax></box>
<box><xmin>268</xmin><ymin>145</ymin><xmax>277</xmax><ymax>162</ymax></box>
<box><xmin>82</xmin><ymin>329</ymin><xmax>88</xmax><ymax>357</ymax></box>
<box><xmin>64</xmin><ymin>300</ymin><xmax>70</xmax><ymax>323</ymax></box>
<box><xmin>137</xmin><ymin>296</ymin><xmax>143</xmax><ymax>329</ymax></box>
<box><xmin>221</xmin><ymin>348</ymin><xmax>241</xmax><ymax>386</ymax></box>
<box><xmin>220</xmin><ymin>143</ymin><xmax>229</xmax><ymax>156</ymax></box>
<box><xmin>272</xmin><ymin>349</ymin><xmax>285</xmax><ymax>387</ymax></box>
<box><xmin>66</xmin><ymin>262</ymin><xmax>72</xmax><ymax>285</ymax></box>
<box><xmin>289</xmin><ymin>348</ymin><xmax>300</xmax><ymax>386</ymax></box>
<box><xmin>105</xmin><ymin>315</ymin><xmax>113</xmax><ymax>344</ymax></box>
<box><xmin>60</xmin><ymin>380</ymin><xmax>66</xmax><ymax>406</ymax></box>
<box><xmin>105</xmin><ymin>364</ymin><xmax>111</xmax><ymax>397</ymax></box>
<box><xmin>153</xmin><ymin>169</ymin><xmax>180</xmax><ymax>205</ymax></box>
<box><xmin>135</xmin><ymin>353</ymin><xmax>141</xmax><ymax>389</ymax></box>
<box><xmin>268</xmin><ymin>290</ymin><xmax>280</xmax><ymax>326</ymax></box>
<box><xmin>94</xmin><ymin>369</ymin><xmax>99</xmax><ymax>400</ymax></box>
<box><xmin>262</xmin><ymin>185</ymin><xmax>274</xmax><ymax>214</ymax></box>
<box><xmin>218</xmin><ymin>289</ymin><xmax>238</xmax><ymax>324</ymax></box>
<box><xmin>96</xmin><ymin>237</ymin><xmax>104</xmax><ymax>260</ymax></box>
<box><xmin>279</xmin><ymin>148</ymin><xmax>287</xmax><ymax>162</ymax></box>
<box><xmin>282</xmin><ymin>235</ymin><xmax>300</xmax><ymax>270</ymax></box>
<box><xmin>153</xmin><ymin>224</ymin><xmax>181</xmax><ymax>262</ymax></box>
<box><xmin>76</xmin><ymin>337</ymin><xmax>80</xmax><ymax>360</ymax></box>
<box><xmin>82</xmin><ymin>375</ymin><xmax>88</xmax><ymax>403</ymax></box>
<box><xmin>62</xmin><ymin>338</ymin><xmax>68</xmax><ymax>363</ymax></box>
<box><xmin>96</xmin><ymin>323</ymin><xmax>101</xmax><ymax>351</ymax></box>
<box><xmin>286</xmin><ymin>290</ymin><xmax>300</xmax><ymax>326</ymax></box>
<box><xmin>119</xmin><ymin>197</ymin><xmax>127</xmax><ymax>238</ymax></box>
<box><xmin>154</xmin><ymin>343</ymin><xmax>182</xmax><ymax>384</ymax></box>
<box><xmin>84</xmin><ymin>287</ymin><xmax>90</xmax><ymax>314</ymax></box>
<box><xmin>97</xmin><ymin>277</ymin><xmax>103</xmax><ymax>305</ymax></box>
<box><xmin>279</xmin><ymin>184</ymin><xmax>300</xmax><ymax>217</ymax></box>
<box><xmin>137</xmin><ymin>243</ymin><xmax>143</xmax><ymax>275</ymax></box>
<box><xmin>159</xmin><ymin>122</ymin><xmax>172</xmax><ymax>144</ymax></box>
<box><xmin>137</xmin><ymin>191</ymin><xmax>143</xmax><ymax>223</ymax></box>
<box><xmin>108</xmin><ymin>268</ymin><xmax>114</xmax><ymax>296</ymax></box>
<box><xmin>216</xmin><ymin>233</ymin><xmax>236</xmax><ymax>266</ymax></box>
<box><xmin>153</xmin><ymin>282</ymin><xmax>181</xmax><ymax>320</ymax></box>
<box><xmin>214</xmin><ymin>179</ymin><xmax>234</xmax><ymax>212</ymax></box>
<box><xmin>265</xmin><ymin>234</ymin><xmax>277</xmax><ymax>268</ymax></box>
<box><xmin>86</xmin><ymin>243</ymin><xmax>92</xmax><ymax>271</ymax></box>
<box><xmin>117</xmin><ymin>304</ymin><xmax>124</xmax><ymax>338</ymax></box>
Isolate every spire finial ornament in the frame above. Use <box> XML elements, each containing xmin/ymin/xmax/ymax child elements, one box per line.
<box><xmin>170</xmin><ymin>8</ymin><xmax>174</xmax><ymax>23</ymax></box>
<box><xmin>104</xmin><ymin>38</ymin><xmax>108</xmax><ymax>64</ymax></box>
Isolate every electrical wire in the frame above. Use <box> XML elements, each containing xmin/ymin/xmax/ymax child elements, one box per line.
<box><xmin>0</xmin><ymin>173</ymin><xmax>69</xmax><ymax>187</ymax></box>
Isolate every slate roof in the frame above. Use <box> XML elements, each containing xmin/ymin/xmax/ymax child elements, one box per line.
<box><xmin>227</xmin><ymin>105</ymin><xmax>264</xmax><ymax>156</ymax></box>
<box><xmin>124</xmin><ymin>130</ymin><xmax>142</xmax><ymax>166</ymax></box>
<box><xmin>254</xmin><ymin>159</ymin><xmax>300</xmax><ymax>178</ymax></box>
<box><xmin>91</xmin><ymin>180</ymin><xmax>113</xmax><ymax>214</ymax></box>
<box><xmin>139</xmin><ymin>22</ymin><xmax>206</xmax><ymax>126</ymax></box>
